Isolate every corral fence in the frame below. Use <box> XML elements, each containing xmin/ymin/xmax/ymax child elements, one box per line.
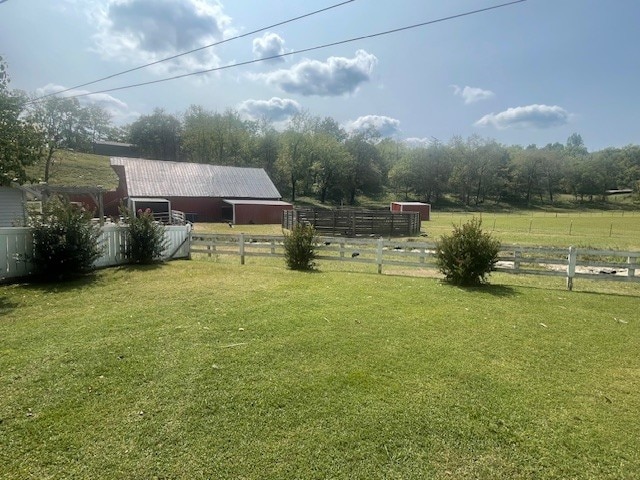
<box><xmin>190</xmin><ymin>233</ymin><xmax>640</xmax><ymax>290</ymax></box>
<box><xmin>1</xmin><ymin>224</ymin><xmax>191</xmax><ymax>282</ymax></box>
<box><xmin>283</xmin><ymin>208</ymin><xmax>421</xmax><ymax>237</ymax></box>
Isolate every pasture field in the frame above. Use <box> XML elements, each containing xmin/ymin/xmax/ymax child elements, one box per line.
<box><xmin>430</xmin><ymin>211</ymin><xmax>640</xmax><ymax>250</ymax></box>
<box><xmin>1</xmin><ymin>259</ymin><xmax>639</xmax><ymax>479</ymax></box>
<box><xmin>196</xmin><ymin>209</ymin><xmax>640</xmax><ymax>250</ymax></box>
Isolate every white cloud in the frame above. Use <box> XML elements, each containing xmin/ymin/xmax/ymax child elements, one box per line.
<box><xmin>475</xmin><ymin>104</ymin><xmax>571</xmax><ymax>129</ymax></box>
<box><xmin>91</xmin><ymin>0</ymin><xmax>233</xmax><ymax>75</ymax></box>
<box><xmin>403</xmin><ymin>137</ymin><xmax>431</xmax><ymax>148</ymax></box>
<box><xmin>345</xmin><ymin>115</ymin><xmax>400</xmax><ymax>137</ymax></box>
<box><xmin>452</xmin><ymin>85</ymin><xmax>495</xmax><ymax>104</ymax></box>
<box><xmin>252</xmin><ymin>32</ymin><xmax>286</xmax><ymax>63</ymax></box>
<box><xmin>237</xmin><ymin>97</ymin><xmax>301</xmax><ymax>122</ymax></box>
<box><xmin>256</xmin><ymin>49</ymin><xmax>377</xmax><ymax>96</ymax></box>
<box><xmin>35</xmin><ymin>84</ymin><xmax>137</xmax><ymax>124</ymax></box>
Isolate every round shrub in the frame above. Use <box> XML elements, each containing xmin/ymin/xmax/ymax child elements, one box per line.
<box><xmin>283</xmin><ymin>224</ymin><xmax>318</xmax><ymax>271</ymax></box>
<box><xmin>435</xmin><ymin>217</ymin><xmax>501</xmax><ymax>286</ymax></box>
<box><xmin>30</xmin><ymin>197</ymin><xmax>101</xmax><ymax>280</ymax></box>
<box><xmin>121</xmin><ymin>207</ymin><xmax>167</xmax><ymax>264</ymax></box>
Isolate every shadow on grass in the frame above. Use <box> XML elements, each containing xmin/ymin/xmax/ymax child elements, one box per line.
<box><xmin>0</xmin><ymin>295</ymin><xmax>20</xmax><ymax>316</ymax></box>
<box><xmin>112</xmin><ymin>263</ymin><xmax>165</xmax><ymax>274</ymax></box>
<box><xmin>454</xmin><ymin>283</ymin><xmax>518</xmax><ymax>297</ymax></box>
<box><xmin>20</xmin><ymin>272</ymin><xmax>102</xmax><ymax>294</ymax></box>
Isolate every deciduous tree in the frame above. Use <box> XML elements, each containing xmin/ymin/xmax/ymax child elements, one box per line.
<box><xmin>0</xmin><ymin>56</ymin><xmax>44</xmax><ymax>185</ymax></box>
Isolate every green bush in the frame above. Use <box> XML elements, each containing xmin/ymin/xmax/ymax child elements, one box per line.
<box><xmin>436</xmin><ymin>217</ymin><xmax>501</xmax><ymax>286</ymax></box>
<box><xmin>121</xmin><ymin>206</ymin><xmax>167</xmax><ymax>264</ymax></box>
<box><xmin>30</xmin><ymin>197</ymin><xmax>101</xmax><ymax>280</ymax></box>
<box><xmin>283</xmin><ymin>224</ymin><xmax>318</xmax><ymax>271</ymax></box>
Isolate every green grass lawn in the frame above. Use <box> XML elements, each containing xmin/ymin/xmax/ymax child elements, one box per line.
<box><xmin>1</xmin><ymin>259</ymin><xmax>639</xmax><ymax>479</ymax></box>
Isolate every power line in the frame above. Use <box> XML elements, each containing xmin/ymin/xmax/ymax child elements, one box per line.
<box><xmin>34</xmin><ymin>0</ymin><xmax>527</xmax><ymax>103</ymax></box>
<box><xmin>31</xmin><ymin>0</ymin><xmax>356</xmax><ymax>102</ymax></box>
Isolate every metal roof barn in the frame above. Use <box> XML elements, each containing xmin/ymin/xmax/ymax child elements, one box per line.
<box><xmin>109</xmin><ymin>158</ymin><xmax>284</xmax><ymax>223</ymax></box>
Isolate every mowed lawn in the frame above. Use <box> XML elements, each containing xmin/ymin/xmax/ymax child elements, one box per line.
<box><xmin>1</xmin><ymin>258</ymin><xmax>639</xmax><ymax>479</ymax></box>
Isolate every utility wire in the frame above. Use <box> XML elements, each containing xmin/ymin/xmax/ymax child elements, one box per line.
<box><xmin>31</xmin><ymin>0</ymin><xmax>356</xmax><ymax>101</ymax></box>
<box><xmin>34</xmin><ymin>0</ymin><xmax>526</xmax><ymax>103</ymax></box>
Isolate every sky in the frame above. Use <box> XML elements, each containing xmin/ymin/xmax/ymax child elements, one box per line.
<box><xmin>1</xmin><ymin>0</ymin><xmax>639</xmax><ymax>152</ymax></box>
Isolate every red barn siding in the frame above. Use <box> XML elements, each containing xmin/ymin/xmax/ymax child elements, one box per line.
<box><xmin>390</xmin><ymin>202</ymin><xmax>431</xmax><ymax>221</ymax></box>
<box><xmin>233</xmin><ymin>203</ymin><xmax>293</xmax><ymax>224</ymax></box>
<box><xmin>167</xmin><ymin>197</ymin><xmax>227</xmax><ymax>222</ymax></box>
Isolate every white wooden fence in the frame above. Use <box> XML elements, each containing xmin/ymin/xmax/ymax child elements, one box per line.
<box><xmin>5</xmin><ymin>227</ymin><xmax>638</xmax><ymax>290</ymax></box>
<box><xmin>0</xmin><ymin>224</ymin><xmax>191</xmax><ymax>282</ymax></box>
<box><xmin>190</xmin><ymin>233</ymin><xmax>640</xmax><ymax>290</ymax></box>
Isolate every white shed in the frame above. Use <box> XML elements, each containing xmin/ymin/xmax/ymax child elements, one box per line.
<box><xmin>0</xmin><ymin>187</ymin><xmax>27</xmax><ymax>227</ymax></box>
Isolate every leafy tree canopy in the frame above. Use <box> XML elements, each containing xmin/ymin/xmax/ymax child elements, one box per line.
<box><xmin>0</xmin><ymin>56</ymin><xmax>44</xmax><ymax>186</ymax></box>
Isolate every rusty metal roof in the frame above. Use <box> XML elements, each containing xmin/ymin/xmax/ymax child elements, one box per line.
<box><xmin>111</xmin><ymin>157</ymin><xmax>281</xmax><ymax>199</ymax></box>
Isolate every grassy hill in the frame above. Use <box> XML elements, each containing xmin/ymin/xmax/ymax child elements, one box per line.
<box><xmin>26</xmin><ymin>150</ymin><xmax>119</xmax><ymax>190</ymax></box>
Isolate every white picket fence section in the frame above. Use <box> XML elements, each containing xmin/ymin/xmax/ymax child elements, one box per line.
<box><xmin>0</xmin><ymin>224</ymin><xmax>191</xmax><ymax>282</ymax></box>
<box><xmin>0</xmin><ymin>227</ymin><xmax>33</xmax><ymax>281</ymax></box>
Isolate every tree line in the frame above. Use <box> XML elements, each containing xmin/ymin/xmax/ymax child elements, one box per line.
<box><xmin>2</xmin><ymin>57</ymin><xmax>639</xmax><ymax>205</ymax></box>
<box><xmin>108</xmin><ymin>107</ymin><xmax>640</xmax><ymax>206</ymax></box>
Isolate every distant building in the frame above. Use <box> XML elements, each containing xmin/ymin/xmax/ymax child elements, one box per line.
<box><xmin>92</xmin><ymin>141</ymin><xmax>139</xmax><ymax>158</ymax></box>
<box><xmin>390</xmin><ymin>201</ymin><xmax>431</xmax><ymax>221</ymax></box>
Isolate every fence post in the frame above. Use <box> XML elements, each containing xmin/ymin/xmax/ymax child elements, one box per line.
<box><xmin>514</xmin><ymin>249</ymin><xmax>521</xmax><ymax>272</ymax></box>
<box><xmin>376</xmin><ymin>237</ymin><xmax>384</xmax><ymax>274</ymax></box>
<box><xmin>628</xmin><ymin>255</ymin><xmax>636</xmax><ymax>279</ymax></box>
<box><xmin>567</xmin><ymin>246</ymin><xmax>577</xmax><ymax>291</ymax></box>
<box><xmin>239</xmin><ymin>233</ymin><xmax>245</xmax><ymax>265</ymax></box>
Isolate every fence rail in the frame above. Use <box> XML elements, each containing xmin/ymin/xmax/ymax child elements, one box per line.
<box><xmin>1</xmin><ymin>224</ymin><xmax>191</xmax><ymax>282</ymax></box>
<box><xmin>190</xmin><ymin>233</ymin><xmax>640</xmax><ymax>290</ymax></box>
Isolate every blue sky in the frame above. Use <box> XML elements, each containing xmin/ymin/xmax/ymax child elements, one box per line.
<box><xmin>1</xmin><ymin>0</ymin><xmax>639</xmax><ymax>151</ymax></box>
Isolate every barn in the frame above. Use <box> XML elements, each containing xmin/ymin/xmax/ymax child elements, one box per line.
<box><xmin>109</xmin><ymin>157</ymin><xmax>292</xmax><ymax>224</ymax></box>
<box><xmin>390</xmin><ymin>201</ymin><xmax>431</xmax><ymax>221</ymax></box>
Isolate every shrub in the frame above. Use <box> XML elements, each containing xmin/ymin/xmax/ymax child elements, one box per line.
<box><xmin>30</xmin><ymin>197</ymin><xmax>101</xmax><ymax>280</ymax></box>
<box><xmin>121</xmin><ymin>206</ymin><xmax>167</xmax><ymax>264</ymax></box>
<box><xmin>283</xmin><ymin>224</ymin><xmax>318</xmax><ymax>271</ymax></box>
<box><xmin>435</xmin><ymin>217</ymin><xmax>501</xmax><ymax>286</ymax></box>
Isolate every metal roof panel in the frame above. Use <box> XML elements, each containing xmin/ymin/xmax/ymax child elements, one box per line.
<box><xmin>110</xmin><ymin>158</ymin><xmax>281</xmax><ymax>199</ymax></box>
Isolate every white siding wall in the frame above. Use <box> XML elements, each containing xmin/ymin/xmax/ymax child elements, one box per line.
<box><xmin>0</xmin><ymin>187</ymin><xmax>27</xmax><ymax>227</ymax></box>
